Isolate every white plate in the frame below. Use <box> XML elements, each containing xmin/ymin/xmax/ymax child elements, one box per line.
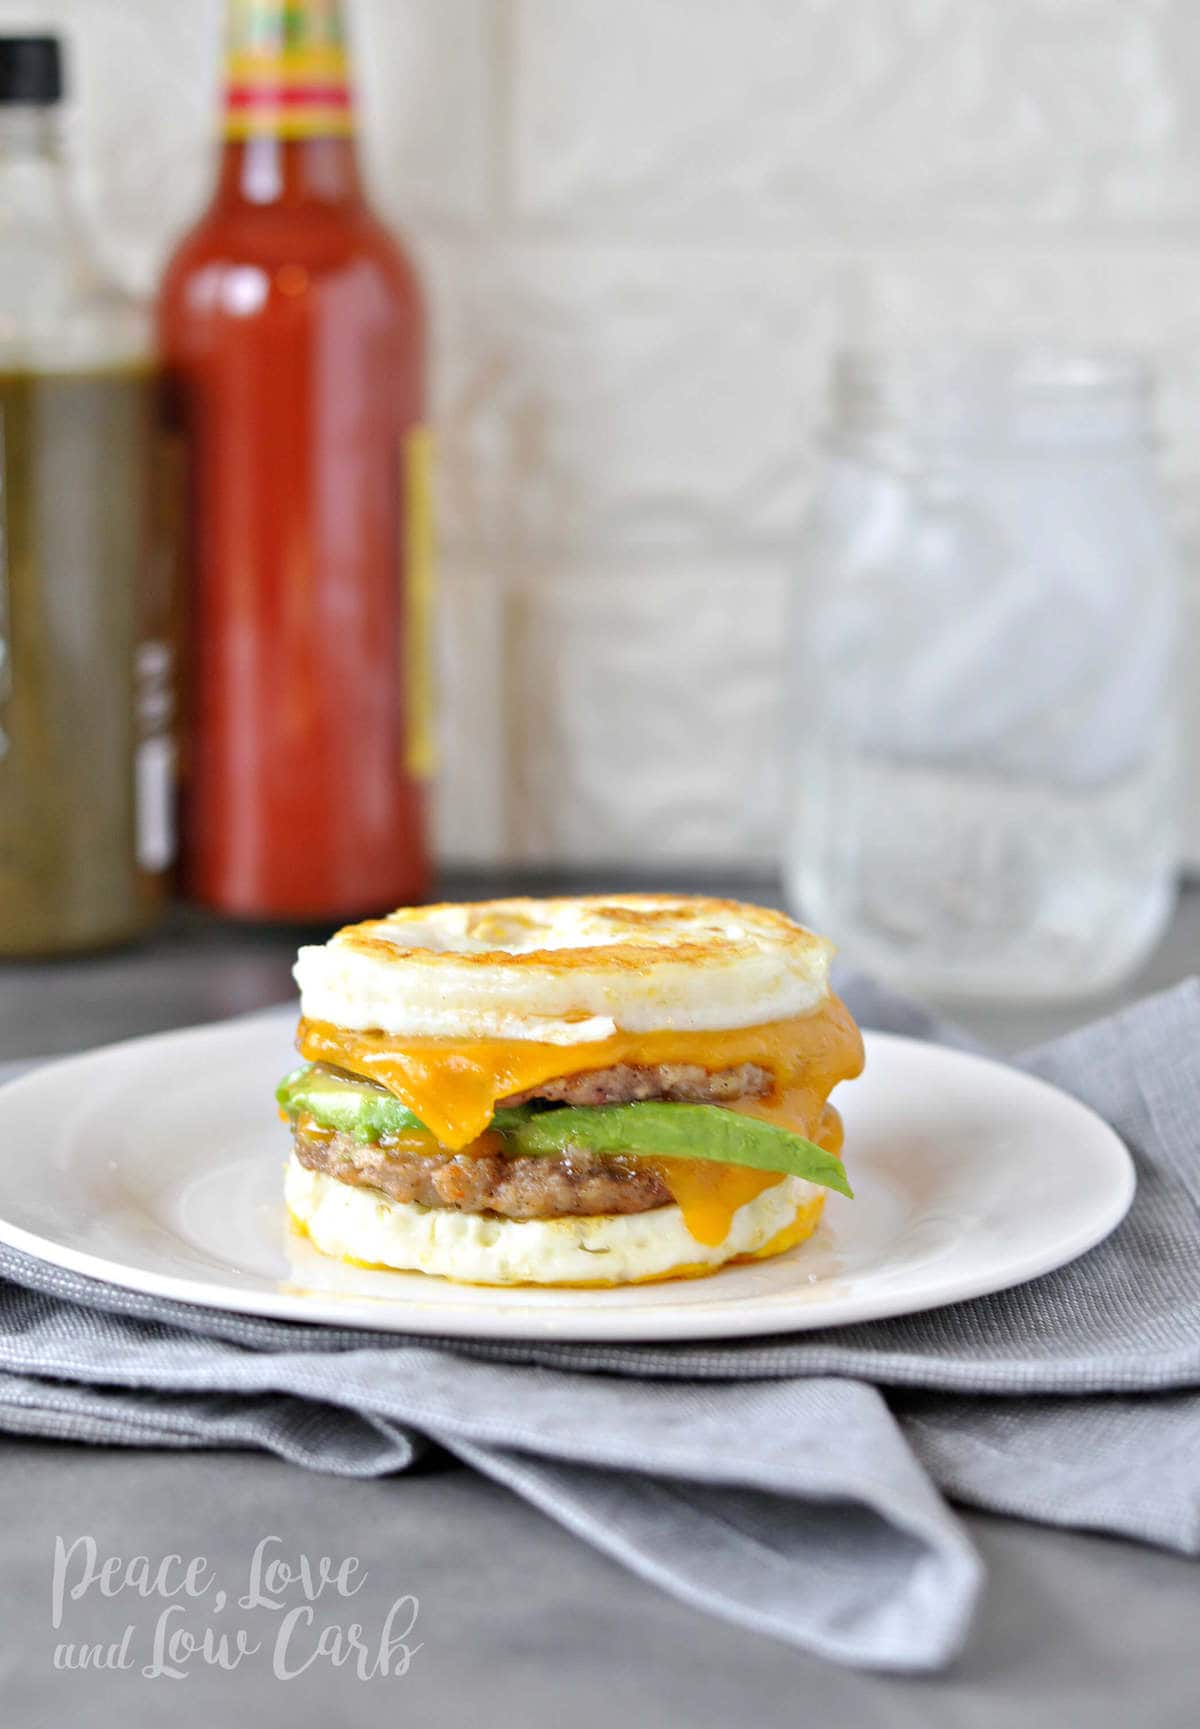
<box><xmin>0</xmin><ymin>1014</ymin><xmax>1134</xmax><ymax>1341</ymax></box>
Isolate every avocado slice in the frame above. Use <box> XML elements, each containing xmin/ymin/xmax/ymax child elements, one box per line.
<box><xmin>277</xmin><ymin>1063</ymin><xmax>534</xmax><ymax>1142</ymax></box>
<box><xmin>277</xmin><ymin>1064</ymin><xmax>851</xmax><ymax>1196</ymax></box>
<box><xmin>499</xmin><ymin>1101</ymin><xmax>853</xmax><ymax>1197</ymax></box>
<box><xmin>276</xmin><ymin>1064</ymin><xmax>429</xmax><ymax>1143</ymax></box>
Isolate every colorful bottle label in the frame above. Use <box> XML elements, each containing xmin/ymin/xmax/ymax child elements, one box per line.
<box><xmin>223</xmin><ymin>0</ymin><xmax>354</xmax><ymax>140</ymax></box>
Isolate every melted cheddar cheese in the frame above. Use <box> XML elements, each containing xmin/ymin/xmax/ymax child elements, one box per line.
<box><xmin>297</xmin><ymin>994</ymin><xmax>863</xmax><ymax>1151</ymax></box>
<box><xmin>642</xmin><ymin>1160</ymin><xmax>783</xmax><ymax>1247</ymax></box>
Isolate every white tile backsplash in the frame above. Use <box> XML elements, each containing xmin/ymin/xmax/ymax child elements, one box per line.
<box><xmin>512</xmin><ymin>0</ymin><xmax>1200</xmax><ymax>237</ymax></box>
<box><xmin>356</xmin><ymin>0</ymin><xmax>497</xmax><ymax>235</ymax></box>
<box><xmin>509</xmin><ymin>560</ymin><xmax>788</xmax><ymax>865</ymax></box>
<box><xmin>432</xmin><ymin>560</ymin><xmax>508</xmax><ymax>865</ymax></box>
<box><xmin>429</xmin><ymin>242</ymin><xmax>834</xmax><ymax>556</ymax></box>
<box><xmin>10</xmin><ymin>0</ymin><xmax>1200</xmax><ymax>867</ymax></box>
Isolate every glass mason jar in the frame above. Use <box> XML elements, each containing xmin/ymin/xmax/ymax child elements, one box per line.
<box><xmin>786</xmin><ymin>348</ymin><xmax>1180</xmax><ymax>1003</ymax></box>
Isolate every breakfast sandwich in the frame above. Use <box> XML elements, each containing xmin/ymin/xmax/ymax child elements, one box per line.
<box><xmin>277</xmin><ymin>895</ymin><xmax>864</xmax><ymax>1286</ymax></box>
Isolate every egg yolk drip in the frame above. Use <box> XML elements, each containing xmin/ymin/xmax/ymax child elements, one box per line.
<box><xmin>295</xmin><ymin>996</ymin><xmax>863</xmax><ymax>1248</ymax></box>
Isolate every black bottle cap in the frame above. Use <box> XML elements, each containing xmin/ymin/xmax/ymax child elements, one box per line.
<box><xmin>0</xmin><ymin>36</ymin><xmax>63</xmax><ymax>106</ymax></box>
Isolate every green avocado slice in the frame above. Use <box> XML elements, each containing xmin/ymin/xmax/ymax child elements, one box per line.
<box><xmin>276</xmin><ymin>1064</ymin><xmax>428</xmax><ymax>1142</ymax></box>
<box><xmin>277</xmin><ymin>1064</ymin><xmax>852</xmax><ymax>1197</ymax></box>
<box><xmin>276</xmin><ymin>1063</ymin><xmax>545</xmax><ymax>1143</ymax></box>
<box><xmin>498</xmin><ymin>1102</ymin><xmax>853</xmax><ymax>1197</ymax></box>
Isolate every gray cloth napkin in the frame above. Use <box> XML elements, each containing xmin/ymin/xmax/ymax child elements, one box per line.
<box><xmin>1</xmin><ymin>976</ymin><xmax>1199</xmax><ymax>1672</ymax></box>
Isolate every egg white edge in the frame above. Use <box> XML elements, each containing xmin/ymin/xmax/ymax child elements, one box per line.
<box><xmin>284</xmin><ymin>1155</ymin><xmax>821</xmax><ymax>1286</ymax></box>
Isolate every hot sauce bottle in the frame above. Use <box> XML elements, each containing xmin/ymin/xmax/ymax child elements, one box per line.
<box><xmin>157</xmin><ymin>0</ymin><xmax>432</xmax><ymax>919</ymax></box>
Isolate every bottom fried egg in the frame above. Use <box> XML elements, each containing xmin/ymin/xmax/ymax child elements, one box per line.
<box><xmin>283</xmin><ymin>1154</ymin><xmax>825</xmax><ymax>1287</ymax></box>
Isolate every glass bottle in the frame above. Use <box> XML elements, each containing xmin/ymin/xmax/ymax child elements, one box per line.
<box><xmin>0</xmin><ymin>35</ymin><xmax>171</xmax><ymax>956</ymax></box>
<box><xmin>157</xmin><ymin>0</ymin><xmax>432</xmax><ymax>921</ymax></box>
<box><xmin>786</xmin><ymin>347</ymin><xmax>1180</xmax><ymax>1003</ymax></box>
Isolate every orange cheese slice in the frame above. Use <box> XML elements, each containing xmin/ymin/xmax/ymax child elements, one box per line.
<box><xmin>643</xmin><ymin>1160</ymin><xmax>784</xmax><ymax>1247</ymax></box>
<box><xmin>297</xmin><ymin>995</ymin><xmax>862</xmax><ymax>1152</ymax></box>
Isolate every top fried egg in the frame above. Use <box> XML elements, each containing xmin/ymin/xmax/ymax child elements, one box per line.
<box><xmin>293</xmin><ymin>894</ymin><xmax>834</xmax><ymax>1043</ymax></box>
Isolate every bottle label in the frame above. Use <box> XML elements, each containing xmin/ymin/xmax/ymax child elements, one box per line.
<box><xmin>404</xmin><ymin>425</ymin><xmax>437</xmax><ymax>782</ymax></box>
<box><xmin>136</xmin><ymin>734</ymin><xmax>176</xmax><ymax>873</ymax></box>
<box><xmin>224</xmin><ymin>0</ymin><xmax>354</xmax><ymax>140</ymax></box>
<box><xmin>134</xmin><ymin>639</ymin><xmax>177</xmax><ymax>874</ymax></box>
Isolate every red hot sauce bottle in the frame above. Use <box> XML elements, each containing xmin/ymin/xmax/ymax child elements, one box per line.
<box><xmin>157</xmin><ymin>0</ymin><xmax>433</xmax><ymax>919</ymax></box>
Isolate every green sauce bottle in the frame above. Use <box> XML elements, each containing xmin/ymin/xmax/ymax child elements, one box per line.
<box><xmin>0</xmin><ymin>36</ymin><xmax>173</xmax><ymax>954</ymax></box>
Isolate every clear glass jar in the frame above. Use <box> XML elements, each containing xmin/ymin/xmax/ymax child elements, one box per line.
<box><xmin>785</xmin><ymin>347</ymin><xmax>1180</xmax><ymax>1003</ymax></box>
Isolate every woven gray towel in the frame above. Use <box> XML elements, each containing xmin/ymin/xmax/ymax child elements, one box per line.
<box><xmin>1</xmin><ymin>976</ymin><xmax>1199</xmax><ymax>1672</ymax></box>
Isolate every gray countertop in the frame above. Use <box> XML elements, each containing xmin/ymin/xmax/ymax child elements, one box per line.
<box><xmin>1</xmin><ymin>873</ymin><xmax>1197</xmax><ymax>1726</ymax></box>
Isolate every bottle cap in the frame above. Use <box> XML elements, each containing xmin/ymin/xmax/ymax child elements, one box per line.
<box><xmin>0</xmin><ymin>36</ymin><xmax>63</xmax><ymax>106</ymax></box>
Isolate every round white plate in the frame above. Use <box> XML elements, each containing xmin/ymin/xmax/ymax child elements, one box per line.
<box><xmin>0</xmin><ymin>1014</ymin><xmax>1133</xmax><ymax>1341</ymax></box>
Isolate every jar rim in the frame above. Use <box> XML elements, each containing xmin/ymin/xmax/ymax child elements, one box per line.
<box><xmin>833</xmin><ymin>344</ymin><xmax>1155</xmax><ymax>451</ymax></box>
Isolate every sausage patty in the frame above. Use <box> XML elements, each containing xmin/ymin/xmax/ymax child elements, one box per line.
<box><xmin>292</xmin><ymin>1124</ymin><xmax>672</xmax><ymax>1219</ymax></box>
<box><xmin>503</xmin><ymin>1060</ymin><xmax>772</xmax><ymax>1108</ymax></box>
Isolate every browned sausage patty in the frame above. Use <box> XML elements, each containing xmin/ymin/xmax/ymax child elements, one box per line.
<box><xmin>292</xmin><ymin>1124</ymin><xmax>674</xmax><ymax>1218</ymax></box>
<box><xmin>503</xmin><ymin>1060</ymin><xmax>772</xmax><ymax>1108</ymax></box>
